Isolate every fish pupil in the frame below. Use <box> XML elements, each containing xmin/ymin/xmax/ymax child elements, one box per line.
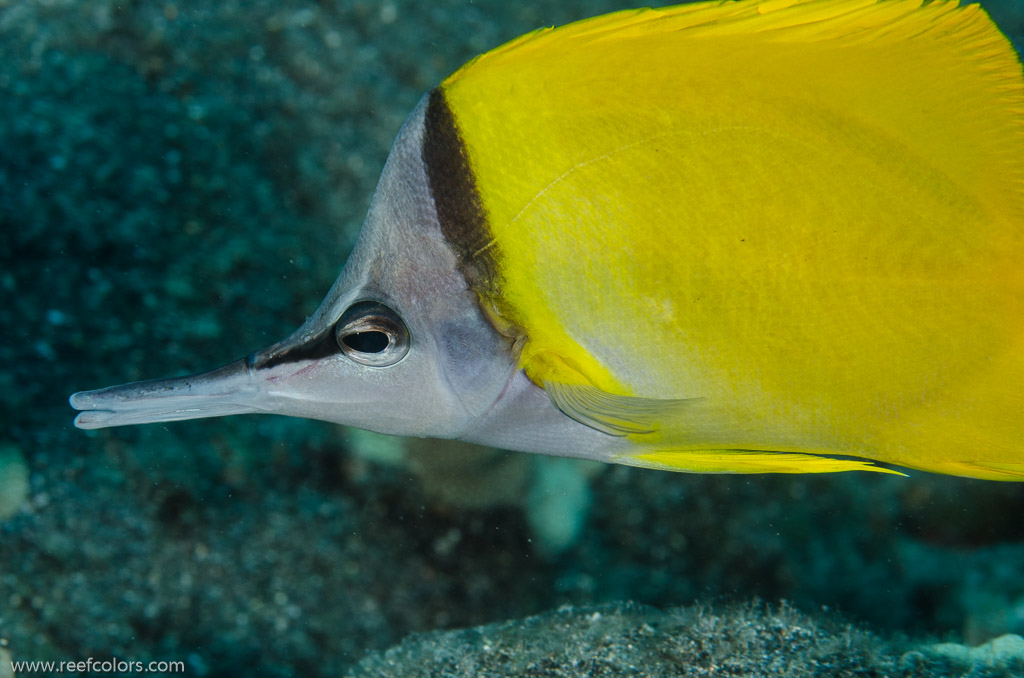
<box><xmin>342</xmin><ymin>331</ymin><xmax>390</xmax><ymax>354</ymax></box>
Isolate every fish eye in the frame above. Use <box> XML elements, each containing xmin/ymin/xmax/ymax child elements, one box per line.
<box><xmin>334</xmin><ymin>301</ymin><xmax>410</xmax><ymax>367</ymax></box>
<box><xmin>341</xmin><ymin>331</ymin><xmax>389</xmax><ymax>354</ymax></box>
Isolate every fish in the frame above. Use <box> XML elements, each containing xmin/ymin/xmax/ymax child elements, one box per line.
<box><xmin>70</xmin><ymin>0</ymin><xmax>1024</xmax><ymax>480</ymax></box>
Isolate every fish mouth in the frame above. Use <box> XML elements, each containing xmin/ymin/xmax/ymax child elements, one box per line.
<box><xmin>69</xmin><ymin>358</ymin><xmax>265</xmax><ymax>429</ymax></box>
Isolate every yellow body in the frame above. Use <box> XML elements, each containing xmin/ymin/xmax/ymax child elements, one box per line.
<box><xmin>440</xmin><ymin>0</ymin><xmax>1024</xmax><ymax>478</ymax></box>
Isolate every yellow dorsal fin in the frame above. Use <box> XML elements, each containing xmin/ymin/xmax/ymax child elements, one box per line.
<box><xmin>444</xmin><ymin>0</ymin><xmax>1024</xmax><ymax>247</ymax></box>
<box><xmin>448</xmin><ymin>0</ymin><xmax>1020</xmax><ymax>77</ymax></box>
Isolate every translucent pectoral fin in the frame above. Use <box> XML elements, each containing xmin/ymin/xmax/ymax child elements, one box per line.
<box><xmin>620</xmin><ymin>449</ymin><xmax>907</xmax><ymax>476</ymax></box>
<box><xmin>543</xmin><ymin>380</ymin><xmax>699</xmax><ymax>436</ymax></box>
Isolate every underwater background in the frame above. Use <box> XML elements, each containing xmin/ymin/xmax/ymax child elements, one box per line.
<box><xmin>2</xmin><ymin>0</ymin><xmax>1024</xmax><ymax>675</ymax></box>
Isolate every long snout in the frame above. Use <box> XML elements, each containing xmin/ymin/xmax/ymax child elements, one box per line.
<box><xmin>69</xmin><ymin>358</ymin><xmax>265</xmax><ymax>429</ymax></box>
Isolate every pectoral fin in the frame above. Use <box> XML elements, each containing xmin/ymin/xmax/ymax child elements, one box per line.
<box><xmin>543</xmin><ymin>380</ymin><xmax>699</xmax><ymax>436</ymax></box>
<box><xmin>541</xmin><ymin>380</ymin><xmax>906</xmax><ymax>476</ymax></box>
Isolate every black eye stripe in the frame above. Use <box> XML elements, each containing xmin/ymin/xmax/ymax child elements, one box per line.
<box><xmin>258</xmin><ymin>328</ymin><xmax>338</xmax><ymax>370</ymax></box>
<box><xmin>255</xmin><ymin>302</ymin><xmax>410</xmax><ymax>371</ymax></box>
<box><xmin>334</xmin><ymin>301</ymin><xmax>410</xmax><ymax>367</ymax></box>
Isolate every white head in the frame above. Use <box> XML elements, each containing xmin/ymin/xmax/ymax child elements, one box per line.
<box><xmin>70</xmin><ymin>97</ymin><xmax>517</xmax><ymax>440</ymax></box>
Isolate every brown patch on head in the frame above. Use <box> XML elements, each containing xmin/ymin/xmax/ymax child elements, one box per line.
<box><xmin>421</xmin><ymin>88</ymin><xmax>500</xmax><ymax>298</ymax></box>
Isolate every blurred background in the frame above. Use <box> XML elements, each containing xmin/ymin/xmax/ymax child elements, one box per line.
<box><xmin>1</xmin><ymin>0</ymin><xmax>1023</xmax><ymax>675</ymax></box>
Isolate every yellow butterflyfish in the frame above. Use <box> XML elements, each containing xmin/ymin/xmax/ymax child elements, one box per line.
<box><xmin>71</xmin><ymin>0</ymin><xmax>1024</xmax><ymax>480</ymax></box>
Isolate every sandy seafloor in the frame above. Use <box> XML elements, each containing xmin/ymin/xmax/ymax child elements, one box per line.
<box><xmin>1</xmin><ymin>0</ymin><xmax>1023</xmax><ymax>675</ymax></box>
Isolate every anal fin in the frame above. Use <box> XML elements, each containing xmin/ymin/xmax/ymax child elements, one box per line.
<box><xmin>920</xmin><ymin>461</ymin><xmax>1024</xmax><ymax>482</ymax></box>
<box><xmin>621</xmin><ymin>449</ymin><xmax>907</xmax><ymax>475</ymax></box>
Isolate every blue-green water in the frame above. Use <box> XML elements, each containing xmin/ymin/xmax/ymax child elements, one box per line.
<box><xmin>1</xmin><ymin>1</ymin><xmax>1023</xmax><ymax>676</ymax></box>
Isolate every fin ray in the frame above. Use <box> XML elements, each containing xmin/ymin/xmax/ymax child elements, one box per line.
<box><xmin>544</xmin><ymin>381</ymin><xmax>699</xmax><ymax>436</ymax></box>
